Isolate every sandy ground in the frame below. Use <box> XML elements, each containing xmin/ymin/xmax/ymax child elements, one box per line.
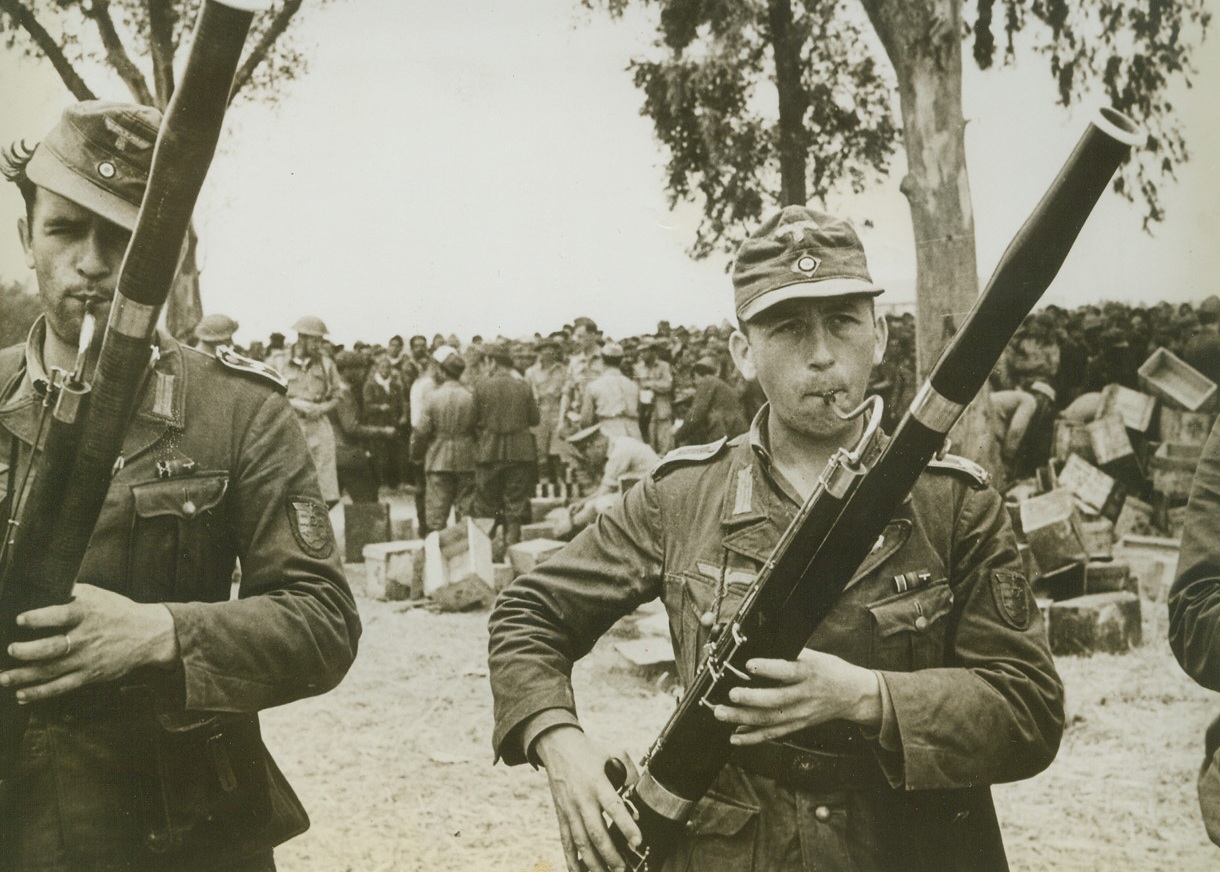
<box><xmin>259</xmin><ymin>557</ymin><xmax>1219</xmax><ymax>872</ymax></box>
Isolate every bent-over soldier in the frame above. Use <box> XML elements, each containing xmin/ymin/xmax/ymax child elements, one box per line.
<box><xmin>0</xmin><ymin>101</ymin><xmax>360</xmax><ymax>871</ymax></box>
<box><xmin>488</xmin><ymin>207</ymin><xmax>1064</xmax><ymax>872</ymax></box>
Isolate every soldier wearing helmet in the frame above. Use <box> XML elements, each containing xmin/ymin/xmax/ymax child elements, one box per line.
<box><xmin>270</xmin><ymin>315</ymin><xmax>342</xmax><ymax>505</ymax></box>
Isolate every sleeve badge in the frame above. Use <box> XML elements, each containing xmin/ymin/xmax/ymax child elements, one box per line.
<box><xmin>287</xmin><ymin>496</ymin><xmax>335</xmax><ymax>559</ymax></box>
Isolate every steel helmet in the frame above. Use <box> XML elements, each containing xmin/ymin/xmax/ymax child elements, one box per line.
<box><xmin>292</xmin><ymin>315</ymin><xmax>330</xmax><ymax>337</ymax></box>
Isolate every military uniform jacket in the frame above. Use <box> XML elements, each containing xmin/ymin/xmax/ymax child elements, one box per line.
<box><xmin>489</xmin><ymin>410</ymin><xmax>1064</xmax><ymax>871</ymax></box>
<box><xmin>413</xmin><ymin>380</ymin><xmax>477</xmax><ymax>472</ymax></box>
<box><xmin>0</xmin><ymin>325</ymin><xmax>361</xmax><ymax>871</ymax></box>
<box><xmin>472</xmin><ymin>373</ymin><xmax>539</xmax><ymax>464</ymax></box>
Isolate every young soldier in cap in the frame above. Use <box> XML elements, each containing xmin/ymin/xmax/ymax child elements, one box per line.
<box><xmin>488</xmin><ymin>206</ymin><xmax>1063</xmax><ymax>872</ymax></box>
<box><xmin>0</xmin><ymin>101</ymin><xmax>360</xmax><ymax>871</ymax></box>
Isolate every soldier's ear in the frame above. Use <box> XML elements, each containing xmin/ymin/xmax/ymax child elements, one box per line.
<box><xmin>872</xmin><ymin>311</ymin><xmax>888</xmax><ymax>368</ymax></box>
<box><xmin>729</xmin><ymin>329</ymin><xmax>756</xmax><ymax>381</ymax></box>
<box><xmin>17</xmin><ymin>217</ymin><xmax>34</xmax><ymax>269</ymax></box>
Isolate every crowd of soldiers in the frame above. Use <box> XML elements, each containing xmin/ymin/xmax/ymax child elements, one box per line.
<box><xmin>191</xmin><ymin>294</ymin><xmax>1220</xmax><ymax>545</ymax></box>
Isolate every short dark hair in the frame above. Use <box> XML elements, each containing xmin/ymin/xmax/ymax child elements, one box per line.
<box><xmin>2</xmin><ymin>140</ymin><xmax>38</xmax><ymax>225</ymax></box>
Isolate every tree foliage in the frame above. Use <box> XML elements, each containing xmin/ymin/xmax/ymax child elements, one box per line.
<box><xmin>590</xmin><ymin>0</ymin><xmax>1210</xmax><ymax>255</ymax></box>
<box><xmin>968</xmin><ymin>0</ymin><xmax>1210</xmax><ymax>228</ymax></box>
<box><xmin>0</xmin><ymin>0</ymin><xmax>325</xmax><ymax>109</ymax></box>
<box><xmin>593</xmin><ymin>0</ymin><xmax>900</xmax><ymax>257</ymax></box>
<box><xmin>0</xmin><ymin>279</ymin><xmax>43</xmax><ymax>350</ymax></box>
<box><xmin>0</xmin><ymin>0</ymin><xmax>327</xmax><ymax>336</ymax></box>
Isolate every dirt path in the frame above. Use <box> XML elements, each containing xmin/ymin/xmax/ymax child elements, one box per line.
<box><xmin>263</xmin><ymin>573</ymin><xmax>1218</xmax><ymax>871</ymax></box>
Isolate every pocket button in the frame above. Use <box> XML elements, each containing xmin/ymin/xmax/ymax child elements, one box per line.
<box><xmin>814</xmin><ymin>805</ymin><xmax>832</xmax><ymax>823</ymax></box>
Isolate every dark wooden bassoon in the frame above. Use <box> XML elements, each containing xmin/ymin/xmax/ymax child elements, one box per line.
<box><xmin>0</xmin><ymin>0</ymin><xmax>268</xmax><ymax>783</ymax></box>
<box><xmin>603</xmin><ymin>108</ymin><xmax>1143</xmax><ymax>871</ymax></box>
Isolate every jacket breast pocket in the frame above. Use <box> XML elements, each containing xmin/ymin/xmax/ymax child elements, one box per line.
<box><xmin>663</xmin><ymin>567</ymin><xmax>754</xmax><ymax>688</ymax></box>
<box><xmin>128</xmin><ymin>473</ymin><xmax>231</xmax><ymax>603</ymax></box>
<box><xmin>867</xmin><ymin>581</ymin><xmax>954</xmax><ymax>671</ymax></box>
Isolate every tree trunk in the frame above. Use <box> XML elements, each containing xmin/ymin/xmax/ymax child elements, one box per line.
<box><xmin>857</xmin><ymin>0</ymin><xmax>1003</xmax><ymax>485</ymax></box>
<box><xmin>767</xmin><ymin>0</ymin><xmax>808</xmax><ymax>205</ymax></box>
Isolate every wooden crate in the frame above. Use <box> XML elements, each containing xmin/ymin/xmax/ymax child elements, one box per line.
<box><xmin>1113</xmin><ymin>535</ymin><xmax>1180</xmax><ymax>601</ymax></box>
<box><xmin>1158</xmin><ymin>407</ymin><xmax>1217</xmax><ymax>446</ymax></box>
<box><xmin>1020</xmin><ymin>489</ymin><xmax>1088</xmax><ymax>572</ymax></box>
<box><xmin>1087</xmin><ymin>415</ymin><xmax>1135</xmax><ymax>467</ymax></box>
<box><xmin>1150</xmin><ymin>442</ymin><xmax>1203</xmax><ymax>502</ymax></box>
<box><xmin>1097</xmin><ymin>384</ymin><xmax>1157</xmax><ymax>433</ymax></box>
<box><xmin>1057</xmin><ymin>454</ymin><xmax>1121</xmax><ymax>516</ymax></box>
<box><xmin>1114</xmin><ymin>496</ymin><xmax>1155</xmax><ymax>540</ymax></box>
<box><xmin>1085</xmin><ymin>560</ymin><xmax>1136</xmax><ymax>595</ymax></box>
<box><xmin>1138</xmin><ymin>347</ymin><xmax>1217</xmax><ymax>411</ymax></box>
<box><xmin>1047</xmin><ymin>592</ymin><xmax>1141</xmax><ymax>656</ymax></box>
<box><xmin>362</xmin><ymin>539</ymin><xmax>426</xmax><ymax>601</ymax></box>
<box><xmin>1053</xmin><ymin>419</ymin><xmax>1095</xmax><ymax>464</ymax></box>
<box><xmin>530</xmin><ymin>496</ymin><xmax>568</xmax><ymax>522</ymax></box>
<box><xmin>507</xmin><ymin>538</ymin><xmax>566</xmax><ymax>575</ymax></box>
<box><xmin>423</xmin><ymin>518</ymin><xmax>495</xmax><ymax>611</ymax></box>
<box><xmin>344</xmin><ymin>502</ymin><xmax>391</xmax><ymax>564</ymax></box>
<box><xmin>1079</xmin><ymin>518</ymin><xmax>1114</xmax><ymax>560</ymax></box>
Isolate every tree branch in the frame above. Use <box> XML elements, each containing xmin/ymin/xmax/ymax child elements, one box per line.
<box><xmin>85</xmin><ymin>0</ymin><xmax>154</xmax><ymax>105</ymax></box>
<box><xmin>146</xmin><ymin>0</ymin><xmax>176</xmax><ymax>108</ymax></box>
<box><xmin>0</xmin><ymin>0</ymin><xmax>96</xmax><ymax>100</ymax></box>
<box><xmin>229</xmin><ymin>0</ymin><xmax>304</xmax><ymax>101</ymax></box>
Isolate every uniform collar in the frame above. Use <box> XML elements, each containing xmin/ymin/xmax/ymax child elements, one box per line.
<box><xmin>0</xmin><ymin>318</ymin><xmax>185</xmax><ymax>455</ymax></box>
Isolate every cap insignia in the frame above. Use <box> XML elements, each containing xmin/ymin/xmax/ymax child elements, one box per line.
<box><xmin>775</xmin><ymin>220</ymin><xmax>822</xmax><ymax>243</ymax></box>
<box><xmin>792</xmin><ymin>254</ymin><xmax>821</xmax><ymax>276</ymax></box>
<box><xmin>103</xmin><ymin>116</ymin><xmax>154</xmax><ymax>152</ymax></box>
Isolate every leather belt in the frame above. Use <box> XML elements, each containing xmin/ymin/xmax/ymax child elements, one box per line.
<box><xmin>730</xmin><ymin>741</ymin><xmax>884</xmax><ymax>791</ymax></box>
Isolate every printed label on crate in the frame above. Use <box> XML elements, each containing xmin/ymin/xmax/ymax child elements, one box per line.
<box><xmin>1058</xmin><ymin>454</ymin><xmax>1118</xmax><ymax>514</ymax></box>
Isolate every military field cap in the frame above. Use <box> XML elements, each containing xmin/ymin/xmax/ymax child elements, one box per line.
<box><xmin>693</xmin><ymin>356</ymin><xmax>719</xmax><ymax>375</ymax></box>
<box><xmin>292</xmin><ymin>315</ymin><xmax>330</xmax><ymax>337</ymax></box>
<box><xmin>566</xmin><ymin>423</ymin><xmax>603</xmax><ymax>445</ymax></box>
<box><xmin>733</xmin><ymin>206</ymin><xmax>882</xmax><ymax>321</ymax></box>
<box><xmin>601</xmin><ymin>341</ymin><xmax>625</xmax><ymax>361</ymax></box>
<box><xmin>195</xmin><ymin>313</ymin><xmax>239</xmax><ymax>343</ymax></box>
<box><xmin>433</xmin><ymin>345</ymin><xmax>466</xmax><ymax>377</ymax></box>
<box><xmin>26</xmin><ymin>101</ymin><xmax>161</xmax><ymax>232</ymax></box>
<box><xmin>486</xmin><ymin>343</ymin><xmax>515</xmax><ymax>368</ymax></box>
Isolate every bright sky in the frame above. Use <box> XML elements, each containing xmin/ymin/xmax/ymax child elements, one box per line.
<box><xmin>1</xmin><ymin>0</ymin><xmax>1217</xmax><ymax>347</ymax></box>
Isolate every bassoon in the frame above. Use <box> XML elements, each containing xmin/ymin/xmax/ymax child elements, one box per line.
<box><xmin>0</xmin><ymin>0</ymin><xmax>269</xmax><ymax>782</ymax></box>
<box><xmin>602</xmin><ymin>107</ymin><xmax>1144</xmax><ymax>871</ymax></box>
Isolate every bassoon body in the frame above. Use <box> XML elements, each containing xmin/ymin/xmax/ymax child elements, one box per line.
<box><xmin>606</xmin><ymin>107</ymin><xmax>1144</xmax><ymax>871</ymax></box>
<box><xmin>0</xmin><ymin>0</ymin><xmax>269</xmax><ymax>782</ymax></box>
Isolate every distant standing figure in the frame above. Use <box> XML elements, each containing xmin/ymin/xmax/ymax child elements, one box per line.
<box><xmin>411</xmin><ymin>348</ymin><xmax>477</xmax><ymax>533</ymax></box>
<box><xmin>362</xmin><ymin>350</ymin><xmax>408</xmax><ymax>488</ymax></box>
<box><xmin>633</xmin><ymin>339</ymin><xmax>675</xmax><ymax>455</ymax></box>
<box><xmin>525</xmin><ymin>336</ymin><xmax>566</xmax><ymax>487</ymax></box>
<box><xmin>580</xmin><ymin>341</ymin><xmax>642</xmax><ymax>440</ymax></box>
<box><xmin>472</xmin><ymin>344</ymin><xmax>539</xmax><ymax>549</ymax></box>
<box><xmin>275</xmin><ymin>315</ymin><xmax>342</xmax><ymax>506</ymax></box>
